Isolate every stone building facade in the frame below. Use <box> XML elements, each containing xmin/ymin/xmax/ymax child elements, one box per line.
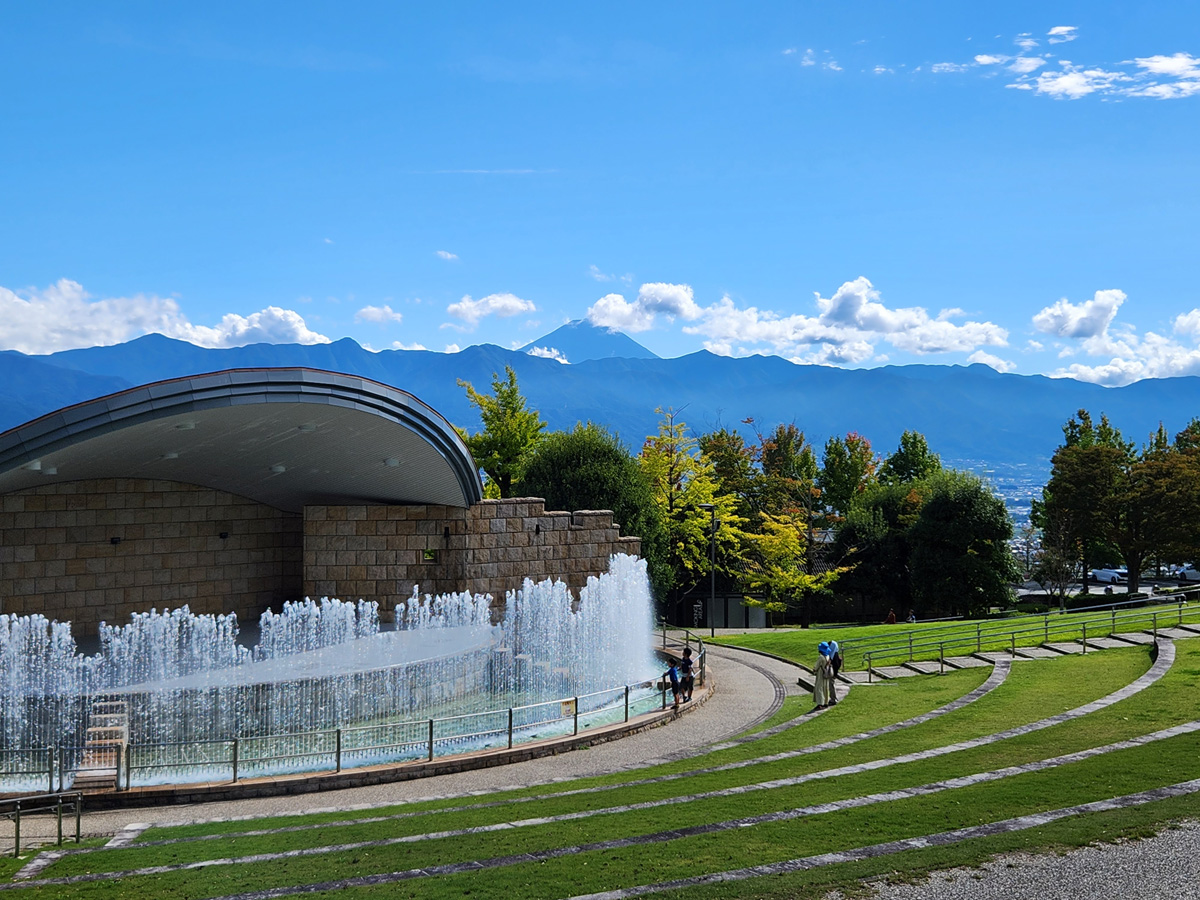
<box><xmin>0</xmin><ymin>479</ymin><xmax>639</xmax><ymax>633</ymax></box>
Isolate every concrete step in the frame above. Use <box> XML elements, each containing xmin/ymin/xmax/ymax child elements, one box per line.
<box><xmin>1157</xmin><ymin>627</ymin><xmax>1199</xmax><ymax>640</ymax></box>
<box><xmin>838</xmin><ymin>670</ymin><xmax>874</xmax><ymax>684</ymax></box>
<box><xmin>1043</xmin><ymin>642</ymin><xmax>1084</xmax><ymax>654</ymax></box>
<box><xmin>1013</xmin><ymin>646</ymin><xmax>1061</xmax><ymax>660</ymax></box>
<box><xmin>1111</xmin><ymin>632</ymin><xmax>1156</xmax><ymax>646</ymax></box>
<box><xmin>1081</xmin><ymin>636</ymin><xmax>1134</xmax><ymax>650</ymax></box>
<box><xmin>902</xmin><ymin>660</ymin><xmax>943</xmax><ymax>675</ymax></box>
<box><xmin>869</xmin><ymin>665</ymin><xmax>919</xmax><ymax>679</ymax></box>
<box><xmin>971</xmin><ymin>651</ymin><xmax>1015</xmax><ymax>663</ymax></box>
<box><xmin>943</xmin><ymin>656</ymin><xmax>993</xmax><ymax>669</ymax></box>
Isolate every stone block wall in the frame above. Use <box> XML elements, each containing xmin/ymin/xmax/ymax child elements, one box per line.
<box><xmin>303</xmin><ymin>498</ymin><xmax>641</xmax><ymax>617</ymax></box>
<box><xmin>0</xmin><ymin>479</ymin><xmax>302</xmax><ymax>632</ymax></box>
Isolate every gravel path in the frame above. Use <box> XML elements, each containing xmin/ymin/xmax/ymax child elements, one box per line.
<box><xmin>853</xmin><ymin>820</ymin><xmax>1200</xmax><ymax>900</ymax></box>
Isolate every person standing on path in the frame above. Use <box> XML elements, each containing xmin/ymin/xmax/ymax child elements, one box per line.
<box><xmin>826</xmin><ymin>640</ymin><xmax>841</xmax><ymax>706</ymax></box>
<box><xmin>680</xmin><ymin>647</ymin><xmax>695</xmax><ymax>702</ymax></box>
<box><xmin>813</xmin><ymin>642</ymin><xmax>833</xmax><ymax>709</ymax></box>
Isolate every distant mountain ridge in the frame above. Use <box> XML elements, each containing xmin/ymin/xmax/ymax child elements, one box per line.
<box><xmin>5</xmin><ymin>332</ymin><xmax>1200</xmax><ymax>475</ymax></box>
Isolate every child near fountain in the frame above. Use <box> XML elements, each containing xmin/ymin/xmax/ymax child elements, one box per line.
<box><xmin>664</xmin><ymin>659</ymin><xmax>682</xmax><ymax>709</ymax></box>
<box><xmin>679</xmin><ymin>647</ymin><xmax>695</xmax><ymax>702</ymax></box>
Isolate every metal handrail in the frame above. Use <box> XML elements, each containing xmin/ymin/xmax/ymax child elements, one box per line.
<box><xmin>0</xmin><ymin>791</ymin><xmax>82</xmax><ymax>858</ymax></box>
<box><xmin>849</xmin><ymin>598</ymin><xmax>1196</xmax><ymax>662</ymax></box>
<box><xmin>861</xmin><ymin>603</ymin><xmax>1197</xmax><ymax>673</ymax></box>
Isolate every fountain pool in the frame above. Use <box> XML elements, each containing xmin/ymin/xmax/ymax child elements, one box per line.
<box><xmin>0</xmin><ymin>553</ymin><xmax>659</xmax><ymax>790</ymax></box>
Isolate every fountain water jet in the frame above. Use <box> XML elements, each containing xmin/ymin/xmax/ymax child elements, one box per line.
<box><xmin>0</xmin><ymin>554</ymin><xmax>657</xmax><ymax>788</ymax></box>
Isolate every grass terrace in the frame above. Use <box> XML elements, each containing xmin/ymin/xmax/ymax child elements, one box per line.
<box><xmin>2</xmin><ymin>632</ymin><xmax>1197</xmax><ymax>900</ymax></box>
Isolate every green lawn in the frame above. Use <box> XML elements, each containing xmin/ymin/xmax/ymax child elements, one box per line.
<box><xmin>8</xmin><ymin>639</ymin><xmax>1197</xmax><ymax>900</ymax></box>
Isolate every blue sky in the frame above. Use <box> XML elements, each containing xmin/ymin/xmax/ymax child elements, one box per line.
<box><xmin>2</xmin><ymin>3</ymin><xmax>1198</xmax><ymax>385</ymax></box>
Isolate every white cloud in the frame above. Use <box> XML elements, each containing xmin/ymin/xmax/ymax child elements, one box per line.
<box><xmin>1026</xmin><ymin>340</ymin><xmax>1045</xmax><ymax>352</ymax></box>
<box><xmin>932</xmin><ymin>62</ymin><xmax>969</xmax><ymax>73</ymax></box>
<box><xmin>676</xmin><ymin>277</ymin><xmax>1007</xmax><ymax>364</ymax></box>
<box><xmin>1032</xmin><ymin>289</ymin><xmax>1125</xmax><ymax>338</ymax></box>
<box><xmin>1047</xmin><ymin>26</ymin><xmax>1078</xmax><ymax>44</ymax></box>
<box><xmin>800</xmin><ymin>49</ymin><xmax>816</xmax><ymax>67</ymax></box>
<box><xmin>1008</xmin><ymin>57</ymin><xmax>1045</xmax><ymax>74</ymax></box>
<box><xmin>442</xmin><ymin>343</ymin><xmax>461</xmax><ymax>353</ymax></box>
<box><xmin>526</xmin><ymin>345</ymin><xmax>570</xmax><ymax>364</ymax></box>
<box><xmin>323</xmin><ymin>238</ymin><xmax>333</xmax><ymax>244</ymax></box>
<box><xmin>968</xmin><ymin>350</ymin><xmax>1017</xmax><ymax>372</ymax></box>
<box><xmin>446</xmin><ymin>292</ymin><xmax>536</xmax><ymax>327</ymax></box>
<box><xmin>1134</xmin><ymin>52</ymin><xmax>1200</xmax><ymax>77</ymax></box>
<box><xmin>1015</xmin><ymin>33</ymin><xmax>1039</xmax><ymax>51</ymax></box>
<box><xmin>436</xmin><ymin>250</ymin><xmax>459</xmax><ymax>261</ymax></box>
<box><xmin>782</xmin><ymin>48</ymin><xmax>796</xmax><ymax>56</ymax></box>
<box><xmin>0</xmin><ymin>279</ymin><xmax>331</xmax><ymax>353</ymax></box>
<box><xmin>391</xmin><ymin>341</ymin><xmax>427</xmax><ymax>351</ymax></box>
<box><xmin>1173</xmin><ymin>309</ymin><xmax>1200</xmax><ymax>337</ymax></box>
<box><xmin>873</xmin><ymin>65</ymin><xmax>894</xmax><ymax>75</ymax></box>
<box><xmin>975</xmin><ymin>54</ymin><xmax>1009</xmax><ymax>66</ymax></box>
<box><xmin>1033</xmin><ymin>64</ymin><xmax>1129</xmax><ymax>99</ymax></box>
<box><xmin>825</xmin><ymin>61</ymin><xmax>843</xmax><ymax>72</ymax></box>
<box><xmin>355</xmin><ymin>304</ymin><xmax>403</xmax><ymax>324</ymax></box>
<box><xmin>588</xmin><ymin>264</ymin><xmax>614</xmax><ymax>282</ymax></box>
<box><xmin>585</xmin><ymin>282</ymin><xmax>702</xmax><ymax>333</ymax></box>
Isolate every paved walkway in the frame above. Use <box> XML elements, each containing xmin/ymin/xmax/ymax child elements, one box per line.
<box><xmin>33</xmin><ymin>643</ymin><xmax>797</xmax><ymax>840</ymax></box>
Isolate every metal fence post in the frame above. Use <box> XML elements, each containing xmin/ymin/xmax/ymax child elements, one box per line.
<box><xmin>74</xmin><ymin>794</ymin><xmax>81</xmax><ymax>844</ymax></box>
<box><xmin>624</xmin><ymin>686</ymin><xmax>630</xmax><ymax>722</ymax></box>
<box><xmin>1082</xmin><ymin>622</ymin><xmax>1088</xmax><ymax>653</ymax></box>
<box><xmin>573</xmin><ymin>698</ymin><xmax>579</xmax><ymax>735</ymax></box>
<box><xmin>1010</xmin><ymin>633</ymin><xmax>1016</xmax><ymax>656</ymax></box>
<box><xmin>13</xmin><ymin>800</ymin><xmax>19</xmax><ymax>858</ymax></box>
<box><xmin>976</xmin><ymin>623</ymin><xmax>982</xmax><ymax>652</ymax></box>
<box><xmin>908</xmin><ymin>633</ymin><xmax>913</xmax><ymax>662</ymax></box>
<box><xmin>939</xmin><ymin>643</ymin><xmax>945</xmax><ymax>676</ymax></box>
<box><xmin>508</xmin><ymin>708</ymin><xmax>514</xmax><ymax>748</ymax></box>
<box><xmin>116</xmin><ymin>743</ymin><xmax>123</xmax><ymax>792</ymax></box>
<box><xmin>335</xmin><ymin>729</ymin><xmax>342</xmax><ymax>773</ymax></box>
<box><xmin>867</xmin><ymin>653</ymin><xmax>873</xmax><ymax>684</ymax></box>
<box><xmin>1153</xmin><ymin>612</ymin><xmax>1158</xmax><ymax>639</ymax></box>
<box><xmin>48</xmin><ymin>747</ymin><xmax>54</xmax><ymax>795</ymax></box>
<box><xmin>56</xmin><ymin>796</ymin><xmax>63</xmax><ymax>846</ymax></box>
<box><xmin>1111</xmin><ymin>607</ymin><xmax>1116</xmax><ymax>635</ymax></box>
<box><xmin>232</xmin><ymin>738</ymin><xmax>239</xmax><ymax>783</ymax></box>
<box><xmin>427</xmin><ymin>720</ymin><xmax>434</xmax><ymax>761</ymax></box>
<box><xmin>1180</xmin><ymin>600</ymin><xmax>1185</xmax><ymax>626</ymax></box>
<box><xmin>1044</xmin><ymin>615</ymin><xmax>1049</xmax><ymax>644</ymax></box>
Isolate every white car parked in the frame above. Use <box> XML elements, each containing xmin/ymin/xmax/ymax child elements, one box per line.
<box><xmin>1177</xmin><ymin>565</ymin><xmax>1200</xmax><ymax>582</ymax></box>
<box><xmin>1090</xmin><ymin>567</ymin><xmax>1127</xmax><ymax>584</ymax></box>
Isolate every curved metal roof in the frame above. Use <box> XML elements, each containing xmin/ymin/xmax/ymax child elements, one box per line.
<box><xmin>0</xmin><ymin>369</ymin><xmax>483</xmax><ymax>512</ymax></box>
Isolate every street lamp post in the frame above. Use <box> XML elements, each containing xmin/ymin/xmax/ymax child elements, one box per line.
<box><xmin>699</xmin><ymin>503</ymin><xmax>717</xmax><ymax>638</ymax></box>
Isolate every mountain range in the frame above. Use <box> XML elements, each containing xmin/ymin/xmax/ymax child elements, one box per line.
<box><xmin>4</xmin><ymin>322</ymin><xmax>1200</xmax><ymax>475</ymax></box>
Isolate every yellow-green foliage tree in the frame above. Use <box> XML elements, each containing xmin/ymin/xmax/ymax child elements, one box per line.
<box><xmin>742</xmin><ymin>511</ymin><xmax>848</xmax><ymax>625</ymax></box>
<box><xmin>639</xmin><ymin>409</ymin><xmax>745</xmax><ymax>599</ymax></box>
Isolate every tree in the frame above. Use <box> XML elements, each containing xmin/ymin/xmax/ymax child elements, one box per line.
<box><xmin>521</xmin><ymin>423</ymin><xmax>671</xmax><ymax>599</ymax></box>
<box><xmin>759</xmin><ymin>423</ymin><xmax>819</xmax><ymax>517</ymax></box>
<box><xmin>639</xmin><ymin>409</ymin><xmax>746</xmax><ymax>606</ymax></box>
<box><xmin>879</xmin><ymin>430</ymin><xmax>941</xmax><ymax>485</ymax></box>
<box><xmin>907</xmin><ymin>470</ymin><xmax>1018</xmax><ymax>616</ymax></box>
<box><xmin>457</xmin><ymin>365</ymin><xmax>546</xmax><ymax>498</ymax></box>
<box><xmin>817</xmin><ymin>432</ymin><xmax>877</xmax><ymax>518</ymax></box>
<box><xmin>741</xmin><ymin>511</ymin><xmax>846</xmax><ymax>625</ymax></box>
<box><xmin>832</xmin><ymin>480</ymin><xmax>928</xmax><ymax>612</ymax></box>
<box><xmin>1034</xmin><ymin>410</ymin><xmax>1129</xmax><ymax>592</ymax></box>
<box><xmin>697</xmin><ymin>426</ymin><xmax>759</xmax><ymax>523</ymax></box>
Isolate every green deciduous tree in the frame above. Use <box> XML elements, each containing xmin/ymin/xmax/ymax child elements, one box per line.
<box><xmin>521</xmin><ymin>423</ymin><xmax>671</xmax><ymax>599</ymax></box>
<box><xmin>457</xmin><ymin>365</ymin><xmax>546</xmax><ymax>498</ymax></box>
<box><xmin>639</xmin><ymin>409</ymin><xmax>746</xmax><ymax>603</ymax></box>
<box><xmin>818</xmin><ymin>432</ymin><xmax>877</xmax><ymax>518</ymax></box>
<box><xmin>908</xmin><ymin>470</ymin><xmax>1018</xmax><ymax>616</ymax></box>
<box><xmin>742</xmin><ymin>511</ymin><xmax>847</xmax><ymax>625</ymax></box>
<box><xmin>879</xmin><ymin>430</ymin><xmax>942</xmax><ymax>485</ymax></box>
